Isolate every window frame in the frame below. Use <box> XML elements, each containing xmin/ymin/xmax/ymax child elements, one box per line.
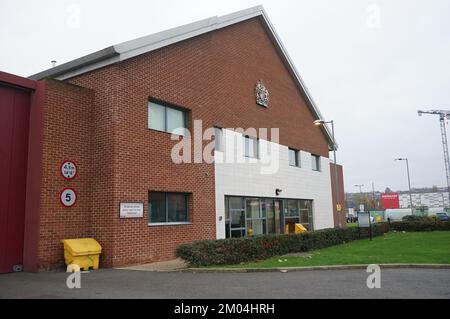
<box><xmin>224</xmin><ymin>196</ymin><xmax>314</xmax><ymax>238</ymax></box>
<box><xmin>289</xmin><ymin>148</ymin><xmax>300</xmax><ymax>167</ymax></box>
<box><xmin>148</xmin><ymin>98</ymin><xmax>189</xmax><ymax>136</ymax></box>
<box><xmin>243</xmin><ymin>135</ymin><xmax>259</xmax><ymax>159</ymax></box>
<box><xmin>214</xmin><ymin>127</ymin><xmax>224</xmax><ymax>152</ymax></box>
<box><xmin>311</xmin><ymin>154</ymin><xmax>321</xmax><ymax>172</ymax></box>
<box><xmin>148</xmin><ymin>191</ymin><xmax>191</xmax><ymax>226</ymax></box>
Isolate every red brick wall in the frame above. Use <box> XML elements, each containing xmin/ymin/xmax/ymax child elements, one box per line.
<box><xmin>38</xmin><ymin>79</ymin><xmax>94</xmax><ymax>269</ymax></box>
<box><xmin>330</xmin><ymin>163</ymin><xmax>345</xmax><ymax>228</ymax></box>
<box><xmin>38</xmin><ymin>17</ymin><xmax>331</xmax><ymax>268</ymax></box>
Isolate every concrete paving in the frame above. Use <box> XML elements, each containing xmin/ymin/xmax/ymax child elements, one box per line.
<box><xmin>1</xmin><ymin>268</ymin><xmax>450</xmax><ymax>299</ymax></box>
<box><xmin>116</xmin><ymin>259</ymin><xmax>187</xmax><ymax>272</ymax></box>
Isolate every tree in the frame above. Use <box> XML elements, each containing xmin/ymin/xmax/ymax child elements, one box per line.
<box><xmin>385</xmin><ymin>187</ymin><xmax>393</xmax><ymax>194</ymax></box>
<box><xmin>353</xmin><ymin>193</ymin><xmax>371</xmax><ymax>211</ymax></box>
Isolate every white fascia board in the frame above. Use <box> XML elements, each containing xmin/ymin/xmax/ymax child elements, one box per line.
<box><xmin>56</xmin><ymin>55</ymin><xmax>121</xmax><ymax>80</ymax></box>
<box><xmin>115</xmin><ymin>6</ymin><xmax>264</xmax><ymax>61</ymax></box>
<box><xmin>258</xmin><ymin>8</ymin><xmax>336</xmax><ymax>150</ymax></box>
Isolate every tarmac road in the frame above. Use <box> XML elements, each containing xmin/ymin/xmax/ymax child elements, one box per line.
<box><xmin>1</xmin><ymin>268</ymin><xmax>450</xmax><ymax>299</ymax></box>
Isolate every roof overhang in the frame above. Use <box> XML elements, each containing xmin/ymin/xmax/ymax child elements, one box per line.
<box><xmin>29</xmin><ymin>5</ymin><xmax>337</xmax><ymax>150</ymax></box>
<box><xmin>1</xmin><ymin>70</ymin><xmax>36</xmax><ymax>90</ymax></box>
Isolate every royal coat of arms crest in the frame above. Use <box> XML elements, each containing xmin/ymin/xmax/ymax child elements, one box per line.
<box><xmin>255</xmin><ymin>80</ymin><xmax>269</xmax><ymax>107</ymax></box>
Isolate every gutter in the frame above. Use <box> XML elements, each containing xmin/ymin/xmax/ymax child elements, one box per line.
<box><xmin>28</xmin><ymin>46</ymin><xmax>118</xmax><ymax>81</ymax></box>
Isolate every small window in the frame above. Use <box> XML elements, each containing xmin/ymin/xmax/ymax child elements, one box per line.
<box><xmin>149</xmin><ymin>192</ymin><xmax>190</xmax><ymax>224</ymax></box>
<box><xmin>312</xmin><ymin>154</ymin><xmax>321</xmax><ymax>171</ymax></box>
<box><xmin>289</xmin><ymin>148</ymin><xmax>300</xmax><ymax>167</ymax></box>
<box><xmin>148</xmin><ymin>101</ymin><xmax>187</xmax><ymax>136</ymax></box>
<box><xmin>243</xmin><ymin>135</ymin><xmax>259</xmax><ymax>159</ymax></box>
<box><xmin>214</xmin><ymin>127</ymin><xmax>223</xmax><ymax>152</ymax></box>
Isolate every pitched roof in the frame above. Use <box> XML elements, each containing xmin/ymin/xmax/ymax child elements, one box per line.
<box><xmin>29</xmin><ymin>5</ymin><xmax>336</xmax><ymax>150</ymax></box>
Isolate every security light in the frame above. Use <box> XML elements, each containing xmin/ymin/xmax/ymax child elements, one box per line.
<box><xmin>313</xmin><ymin>120</ymin><xmax>325</xmax><ymax>126</ymax></box>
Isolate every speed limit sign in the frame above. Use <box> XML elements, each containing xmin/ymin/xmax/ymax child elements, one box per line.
<box><xmin>60</xmin><ymin>188</ymin><xmax>77</xmax><ymax>208</ymax></box>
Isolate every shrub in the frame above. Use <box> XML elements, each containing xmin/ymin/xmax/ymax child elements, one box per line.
<box><xmin>390</xmin><ymin>220</ymin><xmax>450</xmax><ymax>232</ymax></box>
<box><xmin>402</xmin><ymin>215</ymin><xmax>427</xmax><ymax>222</ymax></box>
<box><xmin>176</xmin><ymin>223</ymin><xmax>389</xmax><ymax>266</ymax></box>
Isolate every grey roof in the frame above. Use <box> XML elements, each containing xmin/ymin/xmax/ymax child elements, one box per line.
<box><xmin>29</xmin><ymin>5</ymin><xmax>336</xmax><ymax>150</ymax></box>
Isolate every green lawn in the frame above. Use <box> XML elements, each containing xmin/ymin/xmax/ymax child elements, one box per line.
<box><xmin>223</xmin><ymin>231</ymin><xmax>450</xmax><ymax>268</ymax></box>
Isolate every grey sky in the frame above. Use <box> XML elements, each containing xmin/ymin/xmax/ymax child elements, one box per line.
<box><xmin>1</xmin><ymin>0</ymin><xmax>449</xmax><ymax>193</ymax></box>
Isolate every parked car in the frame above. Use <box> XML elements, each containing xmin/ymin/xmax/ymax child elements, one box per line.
<box><xmin>436</xmin><ymin>212</ymin><xmax>450</xmax><ymax>222</ymax></box>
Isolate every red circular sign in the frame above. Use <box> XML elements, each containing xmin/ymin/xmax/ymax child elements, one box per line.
<box><xmin>60</xmin><ymin>188</ymin><xmax>77</xmax><ymax>208</ymax></box>
<box><xmin>60</xmin><ymin>160</ymin><xmax>78</xmax><ymax>181</ymax></box>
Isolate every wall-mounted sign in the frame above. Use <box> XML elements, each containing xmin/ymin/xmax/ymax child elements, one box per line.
<box><xmin>61</xmin><ymin>160</ymin><xmax>77</xmax><ymax>180</ymax></box>
<box><xmin>255</xmin><ymin>80</ymin><xmax>269</xmax><ymax>107</ymax></box>
<box><xmin>60</xmin><ymin>188</ymin><xmax>77</xmax><ymax>208</ymax></box>
<box><xmin>120</xmin><ymin>203</ymin><xmax>144</xmax><ymax>219</ymax></box>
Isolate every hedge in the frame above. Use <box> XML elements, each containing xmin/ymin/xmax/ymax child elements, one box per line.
<box><xmin>176</xmin><ymin>221</ymin><xmax>450</xmax><ymax>266</ymax></box>
<box><xmin>176</xmin><ymin>223</ymin><xmax>390</xmax><ymax>266</ymax></box>
<box><xmin>390</xmin><ymin>220</ymin><xmax>450</xmax><ymax>232</ymax></box>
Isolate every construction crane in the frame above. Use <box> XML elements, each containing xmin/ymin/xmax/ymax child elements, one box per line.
<box><xmin>418</xmin><ymin>109</ymin><xmax>450</xmax><ymax>206</ymax></box>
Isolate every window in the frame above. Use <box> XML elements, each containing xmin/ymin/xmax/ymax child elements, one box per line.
<box><xmin>243</xmin><ymin>135</ymin><xmax>259</xmax><ymax>158</ymax></box>
<box><xmin>312</xmin><ymin>154</ymin><xmax>321</xmax><ymax>171</ymax></box>
<box><xmin>299</xmin><ymin>200</ymin><xmax>313</xmax><ymax>231</ymax></box>
<box><xmin>225</xmin><ymin>196</ymin><xmax>313</xmax><ymax>237</ymax></box>
<box><xmin>246</xmin><ymin>199</ymin><xmax>266</xmax><ymax>236</ymax></box>
<box><xmin>149</xmin><ymin>192</ymin><xmax>189</xmax><ymax>224</ymax></box>
<box><xmin>285</xmin><ymin>200</ymin><xmax>300</xmax><ymax>234</ymax></box>
<box><xmin>148</xmin><ymin>101</ymin><xmax>187</xmax><ymax>135</ymax></box>
<box><xmin>214</xmin><ymin>127</ymin><xmax>223</xmax><ymax>152</ymax></box>
<box><xmin>225</xmin><ymin>197</ymin><xmax>245</xmax><ymax>238</ymax></box>
<box><xmin>289</xmin><ymin>148</ymin><xmax>300</xmax><ymax>167</ymax></box>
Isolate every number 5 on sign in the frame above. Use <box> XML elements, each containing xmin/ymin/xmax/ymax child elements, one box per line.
<box><xmin>60</xmin><ymin>188</ymin><xmax>77</xmax><ymax>207</ymax></box>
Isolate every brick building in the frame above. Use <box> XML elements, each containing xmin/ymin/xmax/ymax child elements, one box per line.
<box><xmin>0</xmin><ymin>6</ymin><xmax>345</xmax><ymax>273</ymax></box>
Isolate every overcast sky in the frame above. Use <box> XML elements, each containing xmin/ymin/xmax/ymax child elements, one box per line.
<box><xmin>1</xmin><ymin>0</ymin><xmax>450</xmax><ymax>193</ymax></box>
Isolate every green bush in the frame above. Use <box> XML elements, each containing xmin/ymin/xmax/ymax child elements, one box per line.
<box><xmin>402</xmin><ymin>215</ymin><xmax>428</xmax><ymax>222</ymax></box>
<box><xmin>176</xmin><ymin>223</ymin><xmax>390</xmax><ymax>266</ymax></box>
<box><xmin>390</xmin><ymin>220</ymin><xmax>450</xmax><ymax>232</ymax></box>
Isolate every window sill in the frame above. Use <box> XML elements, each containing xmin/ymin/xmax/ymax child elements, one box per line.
<box><xmin>147</xmin><ymin>128</ymin><xmax>188</xmax><ymax>137</ymax></box>
<box><xmin>148</xmin><ymin>222</ymin><xmax>192</xmax><ymax>227</ymax></box>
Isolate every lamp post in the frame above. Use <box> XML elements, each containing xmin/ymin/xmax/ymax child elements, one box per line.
<box><xmin>354</xmin><ymin>184</ymin><xmax>364</xmax><ymax>211</ymax></box>
<box><xmin>314</xmin><ymin>119</ymin><xmax>341</xmax><ymax>227</ymax></box>
<box><xmin>395</xmin><ymin>158</ymin><xmax>413</xmax><ymax>210</ymax></box>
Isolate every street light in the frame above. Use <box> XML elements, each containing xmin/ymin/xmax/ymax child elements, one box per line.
<box><xmin>354</xmin><ymin>184</ymin><xmax>364</xmax><ymax>211</ymax></box>
<box><xmin>314</xmin><ymin>119</ymin><xmax>341</xmax><ymax>227</ymax></box>
<box><xmin>395</xmin><ymin>158</ymin><xmax>413</xmax><ymax>210</ymax></box>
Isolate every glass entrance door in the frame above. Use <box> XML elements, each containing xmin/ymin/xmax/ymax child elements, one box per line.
<box><xmin>229</xmin><ymin>210</ymin><xmax>245</xmax><ymax>238</ymax></box>
<box><xmin>225</xmin><ymin>197</ymin><xmax>246</xmax><ymax>238</ymax></box>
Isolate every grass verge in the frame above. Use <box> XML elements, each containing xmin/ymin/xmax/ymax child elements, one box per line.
<box><xmin>220</xmin><ymin>231</ymin><xmax>450</xmax><ymax>268</ymax></box>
